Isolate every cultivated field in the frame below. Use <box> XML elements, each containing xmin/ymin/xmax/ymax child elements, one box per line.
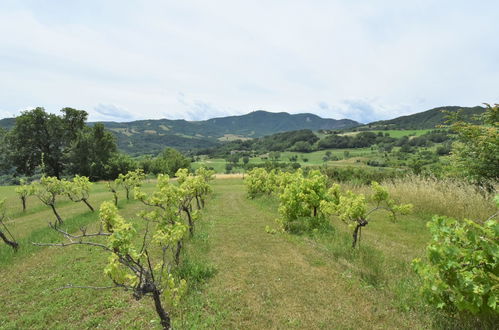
<box><xmin>1</xmin><ymin>177</ymin><xmax>495</xmax><ymax>328</ymax></box>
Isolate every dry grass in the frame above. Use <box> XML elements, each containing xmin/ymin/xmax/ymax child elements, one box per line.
<box><xmin>348</xmin><ymin>175</ymin><xmax>497</xmax><ymax>222</ymax></box>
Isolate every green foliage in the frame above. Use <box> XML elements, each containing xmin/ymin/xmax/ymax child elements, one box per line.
<box><xmin>245</xmin><ymin>168</ymin><xmax>276</xmax><ymax>198</ymax></box>
<box><xmin>99</xmin><ymin>201</ymin><xmax>187</xmax><ymax>322</ymax></box>
<box><xmin>66</xmin><ymin>123</ymin><xmax>117</xmax><ymax>180</ymax></box>
<box><xmin>321</xmin><ymin>181</ymin><xmax>413</xmax><ymax>247</ymax></box>
<box><xmin>413</xmin><ymin>207</ymin><xmax>499</xmax><ymax>315</ymax></box>
<box><xmin>151</xmin><ymin>148</ymin><xmax>191</xmax><ymax>176</ymax></box>
<box><xmin>64</xmin><ymin>175</ymin><xmax>94</xmax><ymax>211</ymax></box>
<box><xmin>105</xmin><ymin>153</ymin><xmax>138</xmax><ymax>180</ymax></box>
<box><xmin>7</xmin><ymin>107</ymin><xmax>87</xmax><ymax>178</ymax></box>
<box><xmin>15</xmin><ymin>178</ymin><xmax>35</xmax><ymax>211</ymax></box>
<box><xmin>115</xmin><ymin>169</ymin><xmax>146</xmax><ymax>200</ymax></box>
<box><xmin>33</xmin><ymin>177</ymin><xmax>66</xmax><ymax>207</ymax></box>
<box><xmin>246</xmin><ymin>168</ymin><xmax>330</xmax><ymax>232</ymax></box>
<box><xmin>446</xmin><ymin>103</ymin><xmax>499</xmax><ymax>184</ymax></box>
<box><xmin>33</xmin><ymin>176</ymin><xmax>67</xmax><ymax>225</ymax></box>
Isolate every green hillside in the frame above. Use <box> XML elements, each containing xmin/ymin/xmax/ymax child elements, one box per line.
<box><xmin>0</xmin><ymin>111</ymin><xmax>358</xmax><ymax>156</ymax></box>
<box><xmin>364</xmin><ymin>106</ymin><xmax>485</xmax><ymax>129</ymax></box>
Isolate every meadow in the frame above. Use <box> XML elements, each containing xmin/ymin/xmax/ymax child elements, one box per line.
<box><xmin>1</xmin><ymin>176</ymin><xmax>496</xmax><ymax>329</ymax></box>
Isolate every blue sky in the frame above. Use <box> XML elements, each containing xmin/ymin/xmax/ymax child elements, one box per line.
<box><xmin>0</xmin><ymin>0</ymin><xmax>498</xmax><ymax>123</ymax></box>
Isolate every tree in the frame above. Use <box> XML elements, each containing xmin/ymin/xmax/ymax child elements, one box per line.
<box><xmin>0</xmin><ymin>199</ymin><xmax>19</xmax><ymax>251</ymax></box>
<box><xmin>152</xmin><ymin>148</ymin><xmax>190</xmax><ymax>176</ymax></box>
<box><xmin>66</xmin><ymin>123</ymin><xmax>117</xmax><ymax>180</ymax></box>
<box><xmin>8</xmin><ymin>107</ymin><xmax>87</xmax><ymax>178</ymax></box>
<box><xmin>36</xmin><ymin>200</ymin><xmax>188</xmax><ymax>329</ymax></box>
<box><xmin>413</xmin><ymin>199</ymin><xmax>498</xmax><ymax>316</ymax></box>
<box><xmin>278</xmin><ymin>170</ymin><xmax>328</xmax><ymax>229</ymax></box>
<box><xmin>321</xmin><ymin>182</ymin><xmax>412</xmax><ymax>248</ymax></box>
<box><xmin>446</xmin><ymin>103</ymin><xmax>499</xmax><ymax>184</ymax></box>
<box><xmin>105</xmin><ymin>153</ymin><xmax>138</xmax><ymax>180</ymax></box>
<box><xmin>33</xmin><ymin>176</ymin><xmax>66</xmax><ymax>226</ymax></box>
<box><xmin>64</xmin><ymin>175</ymin><xmax>95</xmax><ymax>212</ymax></box>
<box><xmin>15</xmin><ymin>178</ymin><xmax>35</xmax><ymax>212</ymax></box>
<box><xmin>0</xmin><ymin>128</ymin><xmax>13</xmax><ymax>176</ymax></box>
<box><xmin>107</xmin><ymin>181</ymin><xmax>119</xmax><ymax>206</ymax></box>
<box><xmin>116</xmin><ymin>169</ymin><xmax>146</xmax><ymax>200</ymax></box>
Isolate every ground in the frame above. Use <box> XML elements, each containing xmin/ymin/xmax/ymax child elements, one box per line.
<box><xmin>0</xmin><ymin>178</ymin><xmax>485</xmax><ymax>329</ymax></box>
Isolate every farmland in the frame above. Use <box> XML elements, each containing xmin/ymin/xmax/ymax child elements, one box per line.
<box><xmin>0</xmin><ymin>175</ymin><xmax>496</xmax><ymax>329</ymax></box>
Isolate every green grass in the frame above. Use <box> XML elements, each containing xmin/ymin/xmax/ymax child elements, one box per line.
<box><xmin>192</xmin><ymin>148</ymin><xmax>379</xmax><ymax>173</ymax></box>
<box><xmin>345</xmin><ymin>129</ymin><xmax>431</xmax><ymax>138</ymax></box>
<box><xmin>0</xmin><ymin>178</ymin><xmax>495</xmax><ymax>328</ymax></box>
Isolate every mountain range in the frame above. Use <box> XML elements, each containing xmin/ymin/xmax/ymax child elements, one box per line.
<box><xmin>0</xmin><ymin>106</ymin><xmax>485</xmax><ymax>155</ymax></box>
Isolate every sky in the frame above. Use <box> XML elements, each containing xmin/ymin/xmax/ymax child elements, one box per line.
<box><xmin>0</xmin><ymin>1</ymin><xmax>498</xmax><ymax>124</ymax></box>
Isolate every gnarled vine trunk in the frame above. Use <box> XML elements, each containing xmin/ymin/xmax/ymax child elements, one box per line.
<box><xmin>0</xmin><ymin>230</ymin><xmax>18</xmax><ymax>251</ymax></box>
<box><xmin>352</xmin><ymin>218</ymin><xmax>368</xmax><ymax>248</ymax></box>
<box><xmin>82</xmin><ymin>198</ymin><xmax>94</xmax><ymax>212</ymax></box>
<box><xmin>50</xmin><ymin>204</ymin><xmax>63</xmax><ymax>226</ymax></box>
<box><xmin>152</xmin><ymin>289</ymin><xmax>171</xmax><ymax>330</ymax></box>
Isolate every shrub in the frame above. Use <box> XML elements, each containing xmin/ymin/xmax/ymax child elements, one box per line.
<box><xmin>413</xmin><ymin>203</ymin><xmax>498</xmax><ymax>316</ymax></box>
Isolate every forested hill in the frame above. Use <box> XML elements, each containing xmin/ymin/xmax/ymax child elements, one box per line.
<box><xmin>92</xmin><ymin>111</ymin><xmax>359</xmax><ymax>155</ymax></box>
<box><xmin>202</xmin><ymin>111</ymin><xmax>359</xmax><ymax>136</ymax></box>
<box><xmin>0</xmin><ymin>111</ymin><xmax>358</xmax><ymax>155</ymax></box>
<box><xmin>97</xmin><ymin>110</ymin><xmax>359</xmax><ymax>139</ymax></box>
<box><xmin>364</xmin><ymin>106</ymin><xmax>485</xmax><ymax>129</ymax></box>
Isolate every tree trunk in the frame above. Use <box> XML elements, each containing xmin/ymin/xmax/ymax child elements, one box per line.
<box><xmin>195</xmin><ymin>196</ymin><xmax>201</xmax><ymax>210</ymax></box>
<box><xmin>21</xmin><ymin>196</ymin><xmax>26</xmax><ymax>212</ymax></box>
<box><xmin>175</xmin><ymin>240</ymin><xmax>182</xmax><ymax>265</ymax></box>
<box><xmin>152</xmin><ymin>290</ymin><xmax>171</xmax><ymax>330</ymax></box>
<box><xmin>50</xmin><ymin>204</ymin><xmax>63</xmax><ymax>226</ymax></box>
<box><xmin>352</xmin><ymin>219</ymin><xmax>368</xmax><ymax>248</ymax></box>
<box><xmin>82</xmin><ymin>198</ymin><xmax>94</xmax><ymax>212</ymax></box>
<box><xmin>113</xmin><ymin>193</ymin><xmax>118</xmax><ymax>206</ymax></box>
<box><xmin>0</xmin><ymin>229</ymin><xmax>19</xmax><ymax>251</ymax></box>
<box><xmin>313</xmin><ymin>206</ymin><xmax>317</xmax><ymax>217</ymax></box>
<box><xmin>184</xmin><ymin>207</ymin><xmax>194</xmax><ymax>237</ymax></box>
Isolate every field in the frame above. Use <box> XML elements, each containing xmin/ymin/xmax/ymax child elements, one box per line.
<box><xmin>193</xmin><ymin>148</ymin><xmax>381</xmax><ymax>173</ymax></box>
<box><xmin>340</xmin><ymin>129</ymin><xmax>430</xmax><ymax>138</ymax></box>
<box><xmin>1</xmin><ymin>177</ymin><xmax>495</xmax><ymax>329</ymax></box>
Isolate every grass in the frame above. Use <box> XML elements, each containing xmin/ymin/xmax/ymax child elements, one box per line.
<box><xmin>0</xmin><ymin>177</ymin><xmax>496</xmax><ymax>328</ymax></box>
<box><xmin>192</xmin><ymin>148</ymin><xmax>379</xmax><ymax>173</ymax></box>
<box><xmin>339</xmin><ymin>129</ymin><xmax>430</xmax><ymax>138</ymax></box>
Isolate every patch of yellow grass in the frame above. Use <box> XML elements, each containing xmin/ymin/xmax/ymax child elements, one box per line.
<box><xmin>382</xmin><ymin>176</ymin><xmax>496</xmax><ymax>221</ymax></box>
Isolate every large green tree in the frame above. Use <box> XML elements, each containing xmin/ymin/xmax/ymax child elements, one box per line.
<box><xmin>8</xmin><ymin>107</ymin><xmax>87</xmax><ymax>178</ymax></box>
<box><xmin>66</xmin><ymin>123</ymin><xmax>117</xmax><ymax>180</ymax></box>
<box><xmin>151</xmin><ymin>148</ymin><xmax>190</xmax><ymax>176</ymax></box>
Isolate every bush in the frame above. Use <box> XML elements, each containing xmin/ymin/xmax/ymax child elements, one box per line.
<box><xmin>413</xmin><ymin>207</ymin><xmax>498</xmax><ymax>316</ymax></box>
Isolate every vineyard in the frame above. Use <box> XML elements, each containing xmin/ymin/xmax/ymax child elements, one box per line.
<box><xmin>0</xmin><ymin>169</ymin><xmax>497</xmax><ymax>328</ymax></box>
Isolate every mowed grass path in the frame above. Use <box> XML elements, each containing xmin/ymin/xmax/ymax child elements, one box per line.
<box><xmin>177</xmin><ymin>179</ymin><xmax>430</xmax><ymax>329</ymax></box>
<box><xmin>1</xmin><ymin>178</ymin><xmax>433</xmax><ymax>329</ymax></box>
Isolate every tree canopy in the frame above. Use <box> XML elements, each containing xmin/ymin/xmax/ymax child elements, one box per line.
<box><xmin>8</xmin><ymin>107</ymin><xmax>88</xmax><ymax>178</ymax></box>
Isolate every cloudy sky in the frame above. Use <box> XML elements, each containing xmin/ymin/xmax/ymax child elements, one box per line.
<box><xmin>0</xmin><ymin>1</ymin><xmax>498</xmax><ymax>123</ymax></box>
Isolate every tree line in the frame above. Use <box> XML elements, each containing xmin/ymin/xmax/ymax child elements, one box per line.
<box><xmin>0</xmin><ymin>107</ymin><xmax>191</xmax><ymax>184</ymax></box>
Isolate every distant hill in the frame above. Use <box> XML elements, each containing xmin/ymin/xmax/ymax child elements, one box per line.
<box><xmin>92</xmin><ymin>111</ymin><xmax>359</xmax><ymax>155</ymax></box>
<box><xmin>0</xmin><ymin>111</ymin><xmax>359</xmax><ymax>155</ymax></box>
<box><xmin>364</xmin><ymin>106</ymin><xmax>485</xmax><ymax>130</ymax></box>
<box><xmin>0</xmin><ymin>118</ymin><xmax>15</xmax><ymax>130</ymax></box>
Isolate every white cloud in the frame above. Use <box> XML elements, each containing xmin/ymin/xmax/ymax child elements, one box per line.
<box><xmin>0</xmin><ymin>0</ymin><xmax>498</xmax><ymax>123</ymax></box>
<box><xmin>93</xmin><ymin>104</ymin><xmax>133</xmax><ymax>121</ymax></box>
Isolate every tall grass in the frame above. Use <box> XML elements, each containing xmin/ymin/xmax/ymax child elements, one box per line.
<box><xmin>382</xmin><ymin>175</ymin><xmax>496</xmax><ymax>222</ymax></box>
